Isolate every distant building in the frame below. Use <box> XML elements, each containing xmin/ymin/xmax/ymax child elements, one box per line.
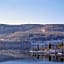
<box><xmin>30</xmin><ymin>37</ymin><xmax>64</xmax><ymax>50</ymax></box>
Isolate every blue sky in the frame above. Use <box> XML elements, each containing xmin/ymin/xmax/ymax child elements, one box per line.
<box><xmin>0</xmin><ymin>0</ymin><xmax>64</xmax><ymax>24</ymax></box>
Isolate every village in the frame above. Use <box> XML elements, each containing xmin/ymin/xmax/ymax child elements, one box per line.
<box><xmin>29</xmin><ymin>37</ymin><xmax>64</xmax><ymax>61</ymax></box>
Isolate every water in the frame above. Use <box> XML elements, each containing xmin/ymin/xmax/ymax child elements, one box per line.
<box><xmin>0</xmin><ymin>59</ymin><xmax>63</xmax><ymax>64</ymax></box>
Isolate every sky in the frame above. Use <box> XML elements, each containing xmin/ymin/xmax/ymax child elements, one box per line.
<box><xmin>0</xmin><ymin>0</ymin><xmax>64</xmax><ymax>25</ymax></box>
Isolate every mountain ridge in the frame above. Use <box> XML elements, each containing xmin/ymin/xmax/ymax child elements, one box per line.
<box><xmin>0</xmin><ymin>24</ymin><xmax>64</xmax><ymax>42</ymax></box>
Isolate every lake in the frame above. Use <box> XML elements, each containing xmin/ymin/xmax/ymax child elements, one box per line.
<box><xmin>0</xmin><ymin>59</ymin><xmax>63</xmax><ymax>64</ymax></box>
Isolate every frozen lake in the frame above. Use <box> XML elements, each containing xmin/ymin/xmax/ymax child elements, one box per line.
<box><xmin>0</xmin><ymin>59</ymin><xmax>63</xmax><ymax>64</ymax></box>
